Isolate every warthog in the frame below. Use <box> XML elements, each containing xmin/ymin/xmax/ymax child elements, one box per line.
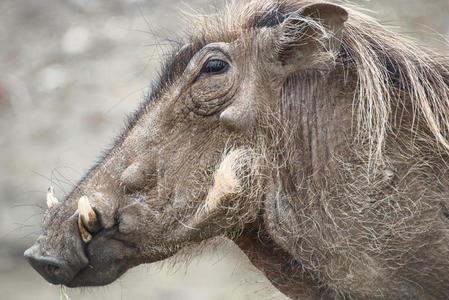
<box><xmin>25</xmin><ymin>0</ymin><xmax>449</xmax><ymax>299</ymax></box>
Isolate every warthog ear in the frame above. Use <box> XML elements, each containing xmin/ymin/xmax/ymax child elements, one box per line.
<box><xmin>274</xmin><ymin>3</ymin><xmax>348</xmax><ymax>69</ymax></box>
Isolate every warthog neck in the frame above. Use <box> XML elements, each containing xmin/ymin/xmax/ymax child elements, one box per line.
<box><xmin>234</xmin><ymin>226</ymin><xmax>332</xmax><ymax>300</ymax></box>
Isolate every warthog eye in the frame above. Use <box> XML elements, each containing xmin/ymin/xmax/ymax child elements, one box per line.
<box><xmin>200</xmin><ymin>59</ymin><xmax>229</xmax><ymax>75</ymax></box>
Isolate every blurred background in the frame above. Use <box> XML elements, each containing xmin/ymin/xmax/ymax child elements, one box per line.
<box><xmin>0</xmin><ymin>0</ymin><xmax>448</xmax><ymax>299</ymax></box>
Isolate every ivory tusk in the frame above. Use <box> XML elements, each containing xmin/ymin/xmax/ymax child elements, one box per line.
<box><xmin>46</xmin><ymin>186</ymin><xmax>59</xmax><ymax>208</ymax></box>
<box><xmin>78</xmin><ymin>196</ymin><xmax>99</xmax><ymax>232</ymax></box>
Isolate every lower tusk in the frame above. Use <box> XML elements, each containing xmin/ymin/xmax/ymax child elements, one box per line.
<box><xmin>78</xmin><ymin>216</ymin><xmax>92</xmax><ymax>243</ymax></box>
<box><xmin>77</xmin><ymin>196</ymin><xmax>100</xmax><ymax>243</ymax></box>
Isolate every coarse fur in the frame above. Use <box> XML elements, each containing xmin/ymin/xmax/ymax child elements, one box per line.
<box><xmin>25</xmin><ymin>1</ymin><xmax>449</xmax><ymax>299</ymax></box>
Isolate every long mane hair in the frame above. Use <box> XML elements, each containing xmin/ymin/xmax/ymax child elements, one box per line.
<box><xmin>180</xmin><ymin>0</ymin><xmax>449</xmax><ymax>163</ymax></box>
<box><xmin>176</xmin><ymin>1</ymin><xmax>449</xmax><ymax>298</ymax></box>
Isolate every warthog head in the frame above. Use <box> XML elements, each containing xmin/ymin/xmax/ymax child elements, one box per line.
<box><xmin>25</xmin><ymin>0</ymin><xmax>449</xmax><ymax>298</ymax></box>
<box><xmin>25</xmin><ymin>0</ymin><xmax>349</xmax><ymax>288</ymax></box>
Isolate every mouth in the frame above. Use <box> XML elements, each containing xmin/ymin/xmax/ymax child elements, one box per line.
<box><xmin>65</xmin><ymin>264</ymin><xmax>124</xmax><ymax>287</ymax></box>
<box><xmin>65</xmin><ymin>232</ymin><xmax>140</xmax><ymax>287</ymax></box>
<box><xmin>25</xmin><ymin>228</ymin><xmax>138</xmax><ymax>287</ymax></box>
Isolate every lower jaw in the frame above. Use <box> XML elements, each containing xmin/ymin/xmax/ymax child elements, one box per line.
<box><xmin>64</xmin><ymin>266</ymin><xmax>124</xmax><ymax>287</ymax></box>
<box><xmin>65</xmin><ymin>249</ymin><xmax>176</xmax><ymax>287</ymax></box>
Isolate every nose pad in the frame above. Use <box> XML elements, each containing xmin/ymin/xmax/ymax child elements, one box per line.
<box><xmin>24</xmin><ymin>247</ymin><xmax>75</xmax><ymax>284</ymax></box>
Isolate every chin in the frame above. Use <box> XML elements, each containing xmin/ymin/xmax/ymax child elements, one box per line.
<box><xmin>65</xmin><ymin>266</ymin><xmax>127</xmax><ymax>287</ymax></box>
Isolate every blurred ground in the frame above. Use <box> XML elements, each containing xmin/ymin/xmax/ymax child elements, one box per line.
<box><xmin>0</xmin><ymin>0</ymin><xmax>448</xmax><ymax>299</ymax></box>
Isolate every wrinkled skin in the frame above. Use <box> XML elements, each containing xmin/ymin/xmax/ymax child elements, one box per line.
<box><xmin>25</xmin><ymin>18</ymin><xmax>281</xmax><ymax>288</ymax></box>
<box><xmin>27</xmin><ymin>39</ymin><xmax>265</xmax><ymax>286</ymax></box>
<box><xmin>25</xmin><ymin>1</ymin><xmax>449</xmax><ymax>299</ymax></box>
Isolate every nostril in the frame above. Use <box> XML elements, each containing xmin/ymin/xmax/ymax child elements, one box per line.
<box><xmin>45</xmin><ymin>263</ymin><xmax>61</xmax><ymax>277</ymax></box>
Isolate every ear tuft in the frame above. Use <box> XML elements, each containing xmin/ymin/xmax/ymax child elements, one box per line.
<box><xmin>301</xmin><ymin>3</ymin><xmax>348</xmax><ymax>31</ymax></box>
<box><xmin>276</xmin><ymin>3</ymin><xmax>348</xmax><ymax>67</ymax></box>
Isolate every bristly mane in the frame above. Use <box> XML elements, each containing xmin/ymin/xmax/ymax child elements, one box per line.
<box><xmin>151</xmin><ymin>0</ymin><xmax>449</xmax><ymax>165</ymax></box>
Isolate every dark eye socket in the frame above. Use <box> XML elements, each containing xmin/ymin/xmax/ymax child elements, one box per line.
<box><xmin>200</xmin><ymin>59</ymin><xmax>229</xmax><ymax>75</ymax></box>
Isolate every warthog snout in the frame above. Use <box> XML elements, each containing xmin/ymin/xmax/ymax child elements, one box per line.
<box><xmin>24</xmin><ymin>191</ymin><xmax>92</xmax><ymax>285</ymax></box>
<box><xmin>24</xmin><ymin>245</ymin><xmax>83</xmax><ymax>285</ymax></box>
